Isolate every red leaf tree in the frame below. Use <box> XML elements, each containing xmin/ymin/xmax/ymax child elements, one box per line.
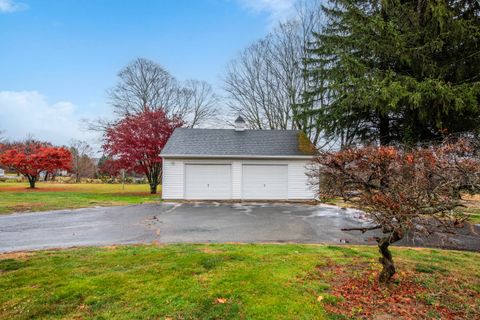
<box><xmin>309</xmin><ymin>136</ymin><xmax>480</xmax><ymax>283</ymax></box>
<box><xmin>103</xmin><ymin>110</ymin><xmax>183</xmax><ymax>194</ymax></box>
<box><xmin>98</xmin><ymin>157</ymin><xmax>122</xmax><ymax>179</ymax></box>
<box><xmin>0</xmin><ymin>140</ymin><xmax>72</xmax><ymax>188</ymax></box>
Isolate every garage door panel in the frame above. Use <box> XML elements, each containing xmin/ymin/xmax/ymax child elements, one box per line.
<box><xmin>185</xmin><ymin>164</ymin><xmax>232</xmax><ymax>200</ymax></box>
<box><xmin>242</xmin><ymin>165</ymin><xmax>287</xmax><ymax>199</ymax></box>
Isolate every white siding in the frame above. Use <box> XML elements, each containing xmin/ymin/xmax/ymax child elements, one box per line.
<box><xmin>288</xmin><ymin>160</ymin><xmax>315</xmax><ymax>199</ymax></box>
<box><xmin>231</xmin><ymin>161</ymin><xmax>242</xmax><ymax>199</ymax></box>
<box><xmin>162</xmin><ymin>158</ymin><xmax>315</xmax><ymax>200</ymax></box>
<box><xmin>162</xmin><ymin>158</ymin><xmax>184</xmax><ymax>199</ymax></box>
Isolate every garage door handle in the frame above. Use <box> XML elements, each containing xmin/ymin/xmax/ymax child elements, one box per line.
<box><xmin>207</xmin><ymin>183</ymin><xmax>210</xmax><ymax>188</ymax></box>
<box><xmin>264</xmin><ymin>184</ymin><xmax>266</xmax><ymax>187</ymax></box>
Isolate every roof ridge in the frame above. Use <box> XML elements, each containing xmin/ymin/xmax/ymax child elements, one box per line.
<box><xmin>175</xmin><ymin>128</ymin><xmax>301</xmax><ymax>132</ymax></box>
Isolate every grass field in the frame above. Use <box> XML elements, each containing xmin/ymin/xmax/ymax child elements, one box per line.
<box><xmin>462</xmin><ymin>194</ymin><xmax>480</xmax><ymax>224</ymax></box>
<box><xmin>0</xmin><ymin>244</ymin><xmax>478</xmax><ymax>319</ymax></box>
<box><xmin>0</xmin><ymin>182</ymin><xmax>160</xmax><ymax>214</ymax></box>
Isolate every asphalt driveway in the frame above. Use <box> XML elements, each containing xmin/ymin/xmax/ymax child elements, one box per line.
<box><xmin>0</xmin><ymin>202</ymin><xmax>479</xmax><ymax>252</ymax></box>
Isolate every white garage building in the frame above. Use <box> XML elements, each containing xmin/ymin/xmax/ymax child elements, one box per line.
<box><xmin>161</xmin><ymin>117</ymin><xmax>316</xmax><ymax>200</ymax></box>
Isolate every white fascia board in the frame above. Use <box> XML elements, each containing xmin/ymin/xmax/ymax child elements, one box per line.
<box><xmin>161</xmin><ymin>154</ymin><xmax>315</xmax><ymax>160</ymax></box>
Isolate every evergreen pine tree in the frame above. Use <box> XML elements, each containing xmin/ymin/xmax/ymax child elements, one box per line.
<box><xmin>303</xmin><ymin>0</ymin><xmax>480</xmax><ymax>145</ymax></box>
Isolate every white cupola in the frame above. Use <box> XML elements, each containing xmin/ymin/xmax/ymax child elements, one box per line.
<box><xmin>234</xmin><ymin>116</ymin><xmax>246</xmax><ymax>131</ymax></box>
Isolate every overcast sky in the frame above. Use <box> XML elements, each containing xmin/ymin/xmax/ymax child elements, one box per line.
<box><xmin>0</xmin><ymin>0</ymin><xmax>298</xmax><ymax>147</ymax></box>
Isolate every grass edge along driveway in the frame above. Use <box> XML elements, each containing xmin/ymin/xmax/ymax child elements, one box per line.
<box><xmin>0</xmin><ymin>244</ymin><xmax>479</xmax><ymax>319</ymax></box>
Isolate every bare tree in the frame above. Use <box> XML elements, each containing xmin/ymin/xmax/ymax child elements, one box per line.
<box><xmin>69</xmin><ymin>140</ymin><xmax>96</xmax><ymax>183</ymax></box>
<box><xmin>108</xmin><ymin>58</ymin><xmax>219</xmax><ymax>127</ymax></box>
<box><xmin>183</xmin><ymin>80</ymin><xmax>219</xmax><ymax>127</ymax></box>
<box><xmin>225</xmin><ymin>33</ymin><xmax>293</xmax><ymax>131</ymax></box>
<box><xmin>224</xmin><ymin>0</ymin><xmax>324</xmax><ymax>145</ymax></box>
<box><xmin>109</xmin><ymin>58</ymin><xmax>177</xmax><ymax>116</ymax></box>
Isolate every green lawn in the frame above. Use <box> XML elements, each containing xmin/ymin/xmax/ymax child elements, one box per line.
<box><xmin>0</xmin><ymin>244</ymin><xmax>478</xmax><ymax>319</ymax></box>
<box><xmin>0</xmin><ymin>182</ymin><xmax>160</xmax><ymax>214</ymax></box>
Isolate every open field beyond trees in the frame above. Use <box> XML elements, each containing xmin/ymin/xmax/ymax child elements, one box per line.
<box><xmin>462</xmin><ymin>194</ymin><xmax>480</xmax><ymax>224</ymax></box>
<box><xmin>0</xmin><ymin>244</ymin><xmax>479</xmax><ymax>319</ymax></box>
<box><xmin>0</xmin><ymin>182</ymin><xmax>160</xmax><ymax>214</ymax></box>
<box><xmin>325</xmin><ymin>195</ymin><xmax>480</xmax><ymax>225</ymax></box>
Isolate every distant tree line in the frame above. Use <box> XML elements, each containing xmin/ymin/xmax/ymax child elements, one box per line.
<box><xmin>0</xmin><ymin>135</ymin><xmax>125</xmax><ymax>187</ymax></box>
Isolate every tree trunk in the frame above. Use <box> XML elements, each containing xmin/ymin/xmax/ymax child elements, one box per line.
<box><xmin>378</xmin><ymin>238</ymin><xmax>395</xmax><ymax>283</ymax></box>
<box><xmin>144</xmin><ymin>163</ymin><xmax>162</xmax><ymax>194</ymax></box>
<box><xmin>150</xmin><ymin>183</ymin><xmax>157</xmax><ymax>194</ymax></box>
<box><xmin>377</xmin><ymin>229</ymin><xmax>403</xmax><ymax>283</ymax></box>
<box><xmin>378</xmin><ymin>113</ymin><xmax>390</xmax><ymax>145</ymax></box>
<box><xmin>27</xmin><ymin>175</ymin><xmax>37</xmax><ymax>189</ymax></box>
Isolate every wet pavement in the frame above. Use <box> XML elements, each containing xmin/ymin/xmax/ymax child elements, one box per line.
<box><xmin>0</xmin><ymin>202</ymin><xmax>478</xmax><ymax>252</ymax></box>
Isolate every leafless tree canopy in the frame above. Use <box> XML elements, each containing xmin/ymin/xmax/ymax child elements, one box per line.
<box><xmin>183</xmin><ymin>80</ymin><xmax>219</xmax><ymax>127</ymax></box>
<box><xmin>223</xmin><ymin>0</ymin><xmax>324</xmax><ymax>145</ymax></box>
<box><xmin>69</xmin><ymin>140</ymin><xmax>97</xmax><ymax>182</ymax></box>
<box><xmin>108</xmin><ymin>58</ymin><xmax>219</xmax><ymax>127</ymax></box>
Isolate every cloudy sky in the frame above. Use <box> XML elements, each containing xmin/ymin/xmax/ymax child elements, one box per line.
<box><xmin>0</xmin><ymin>0</ymin><xmax>298</xmax><ymax>147</ymax></box>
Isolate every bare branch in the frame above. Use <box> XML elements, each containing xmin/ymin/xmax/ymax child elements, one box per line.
<box><xmin>341</xmin><ymin>225</ymin><xmax>382</xmax><ymax>233</ymax></box>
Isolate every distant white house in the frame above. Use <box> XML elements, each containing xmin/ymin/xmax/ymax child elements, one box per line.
<box><xmin>0</xmin><ymin>169</ymin><xmax>4</xmax><ymax>177</ymax></box>
<box><xmin>160</xmin><ymin>116</ymin><xmax>316</xmax><ymax>200</ymax></box>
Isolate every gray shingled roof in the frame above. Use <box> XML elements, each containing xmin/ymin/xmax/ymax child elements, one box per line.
<box><xmin>161</xmin><ymin>128</ymin><xmax>313</xmax><ymax>157</ymax></box>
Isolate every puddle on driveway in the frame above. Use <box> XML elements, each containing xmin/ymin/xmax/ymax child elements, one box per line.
<box><xmin>307</xmin><ymin>204</ymin><xmax>371</xmax><ymax>221</ymax></box>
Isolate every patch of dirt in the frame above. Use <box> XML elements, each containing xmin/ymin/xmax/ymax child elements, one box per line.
<box><xmin>316</xmin><ymin>262</ymin><xmax>478</xmax><ymax>319</ymax></box>
<box><xmin>0</xmin><ymin>252</ymin><xmax>34</xmax><ymax>260</ymax></box>
<box><xmin>102</xmin><ymin>245</ymin><xmax>120</xmax><ymax>250</ymax></box>
<box><xmin>7</xmin><ymin>202</ymin><xmax>46</xmax><ymax>211</ymax></box>
<box><xmin>463</xmin><ymin>194</ymin><xmax>480</xmax><ymax>202</ymax></box>
<box><xmin>105</xmin><ymin>192</ymin><xmax>155</xmax><ymax>197</ymax></box>
<box><xmin>0</xmin><ymin>186</ymin><xmax>73</xmax><ymax>192</ymax></box>
<box><xmin>201</xmin><ymin>247</ymin><xmax>226</xmax><ymax>254</ymax></box>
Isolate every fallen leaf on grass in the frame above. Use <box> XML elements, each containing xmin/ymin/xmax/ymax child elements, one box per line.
<box><xmin>215</xmin><ymin>298</ymin><xmax>228</xmax><ymax>304</ymax></box>
<box><xmin>317</xmin><ymin>295</ymin><xmax>324</xmax><ymax>302</ymax></box>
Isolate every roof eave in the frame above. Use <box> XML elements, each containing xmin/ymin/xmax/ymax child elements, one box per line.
<box><xmin>161</xmin><ymin>154</ymin><xmax>315</xmax><ymax>160</ymax></box>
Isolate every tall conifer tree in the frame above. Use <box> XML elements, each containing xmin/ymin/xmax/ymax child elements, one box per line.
<box><xmin>303</xmin><ymin>0</ymin><xmax>480</xmax><ymax>146</ymax></box>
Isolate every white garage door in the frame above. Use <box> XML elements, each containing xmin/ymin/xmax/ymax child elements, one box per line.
<box><xmin>185</xmin><ymin>164</ymin><xmax>232</xmax><ymax>200</ymax></box>
<box><xmin>242</xmin><ymin>164</ymin><xmax>288</xmax><ymax>199</ymax></box>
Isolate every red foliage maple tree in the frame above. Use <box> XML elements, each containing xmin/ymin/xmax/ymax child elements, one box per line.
<box><xmin>0</xmin><ymin>140</ymin><xmax>72</xmax><ymax>188</ymax></box>
<box><xmin>103</xmin><ymin>109</ymin><xmax>183</xmax><ymax>194</ymax></box>
<box><xmin>98</xmin><ymin>157</ymin><xmax>122</xmax><ymax>179</ymax></box>
<box><xmin>310</xmin><ymin>136</ymin><xmax>480</xmax><ymax>283</ymax></box>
